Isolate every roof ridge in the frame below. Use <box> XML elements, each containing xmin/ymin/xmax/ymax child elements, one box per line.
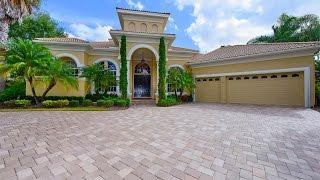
<box><xmin>110</xmin><ymin>29</ymin><xmax>176</xmax><ymax>36</ymax></box>
<box><xmin>116</xmin><ymin>7</ymin><xmax>170</xmax><ymax>15</ymax></box>
<box><xmin>229</xmin><ymin>41</ymin><xmax>320</xmax><ymax>47</ymax></box>
<box><xmin>36</xmin><ymin>37</ymin><xmax>88</xmax><ymax>43</ymax></box>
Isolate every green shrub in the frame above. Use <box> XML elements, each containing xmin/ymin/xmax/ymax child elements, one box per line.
<box><xmin>26</xmin><ymin>96</ymin><xmax>83</xmax><ymax>104</ymax></box>
<box><xmin>69</xmin><ymin>100</ymin><xmax>80</xmax><ymax>107</ymax></box>
<box><xmin>97</xmin><ymin>99</ymin><xmax>114</xmax><ymax>107</ymax></box>
<box><xmin>3</xmin><ymin>100</ymin><xmax>16</xmax><ymax>108</ymax></box>
<box><xmin>42</xmin><ymin>100</ymin><xmax>56</xmax><ymax>108</ymax></box>
<box><xmin>82</xmin><ymin>99</ymin><xmax>93</xmax><ymax>107</ymax></box>
<box><xmin>56</xmin><ymin>100</ymin><xmax>69</xmax><ymax>107</ymax></box>
<box><xmin>157</xmin><ymin>97</ymin><xmax>180</xmax><ymax>107</ymax></box>
<box><xmin>114</xmin><ymin>99</ymin><xmax>127</xmax><ymax>107</ymax></box>
<box><xmin>125</xmin><ymin>98</ymin><xmax>131</xmax><ymax>106</ymax></box>
<box><xmin>0</xmin><ymin>81</ymin><xmax>26</xmax><ymax>102</ymax></box>
<box><xmin>15</xmin><ymin>100</ymin><xmax>31</xmax><ymax>107</ymax></box>
<box><xmin>42</xmin><ymin>100</ymin><xmax>69</xmax><ymax>108</ymax></box>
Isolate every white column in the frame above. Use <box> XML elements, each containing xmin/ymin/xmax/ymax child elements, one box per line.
<box><xmin>127</xmin><ymin>60</ymin><xmax>131</xmax><ymax>98</ymax></box>
<box><xmin>155</xmin><ymin>60</ymin><xmax>159</xmax><ymax>97</ymax></box>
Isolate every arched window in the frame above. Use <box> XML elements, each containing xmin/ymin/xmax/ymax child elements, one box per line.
<box><xmin>135</xmin><ymin>63</ymin><xmax>150</xmax><ymax>74</ymax></box>
<box><xmin>167</xmin><ymin>66</ymin><xmax>184</xmax><ymax>93</ymax></box>
<box><xmin>60</xmin><ymin>57</ymin><xmax>79</xmax><ymax>77</ymax></box>
<box><xmin>98</xmin><ymin>60</ymin><xmax>117</xmax><ymax>93</ymax></box>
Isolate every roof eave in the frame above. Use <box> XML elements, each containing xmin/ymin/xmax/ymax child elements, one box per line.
<box><xmin>189</xmin><ymin>46</ymin><xmax>320</xmax><ymax>68</ymax></box>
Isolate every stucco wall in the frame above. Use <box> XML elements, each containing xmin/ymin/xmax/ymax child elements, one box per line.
<box><xmin>26</xmin><ymin>79</ymin><xmax>87</xmax><ymax>97</ymax></box>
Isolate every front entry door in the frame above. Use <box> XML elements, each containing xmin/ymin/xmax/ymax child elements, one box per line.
<box><xmin>134</xmin><ymin>75</ymin><xmax>151</xmax><ymax>98</ymax></box>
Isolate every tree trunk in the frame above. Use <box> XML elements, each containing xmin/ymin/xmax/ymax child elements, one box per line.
<box><xmin>28</xmin><ymin>77</ymin><xmax>39</xmax><ymax>106</ymax></box>
<box><xmin>0</xmin><ymin>17</ymin><xmax>10</xmax><ymax>45</ymax></box>
<box><xmin>41</xmin><ymin>80</ymin><xmax>56</xmax><ymax>100</ymax></box>
<box><xmin>179</xmin><ymin>89</ymin><xmax>183</xmax><ymax>96</ymax></box>
<box><xmin>174</xmin><ymin>90</ymin><xmax>177</xmax><ymax>99</ymax></box>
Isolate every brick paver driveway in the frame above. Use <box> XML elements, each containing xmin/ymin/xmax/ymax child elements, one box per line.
<box><xmin>1</xmin><ymin>104</ymin><xmax>320</xmax><ymax>180</ymax></box>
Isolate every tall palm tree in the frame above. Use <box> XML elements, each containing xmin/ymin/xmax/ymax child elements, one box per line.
<box><xmin>0</xmin><ymin>0</ymin><xmax>41</xmax><ymax>45</ymax></box>
<box><xmin>41</xmin><ymin>58</ymin><xmax>79</xmax><ymax>99</ymax></box>
<box><xmin>0</xmin><ymin>39</ymin><xmax>51</xmax><ymax>105</ymax></box>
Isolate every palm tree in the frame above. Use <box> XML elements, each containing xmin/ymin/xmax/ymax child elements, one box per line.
<box><xmin>178</xmin><ymin>71</ymin><xmax>195</xmax><ymax>96</ymax></box>
<box><xmin>41</xmin><ymin>58</ymin><xmax>79</xmax><ymax>99</ymax></box>
<box><xmin>0</xmin><ymin>0</ymin><xmax>41</xmax><ymax>44</ymax></box>
<box><xmin>167</xmin><ymin>68</ymin><xmax>182</xmax><ymax>98</ymax></box>
<box><xmin>82</xmin><ymin>64</ymin><xmax>116</xmax><ymax>95</ymax></box>
<box><xmin>0</xmin><ymin>39</ymin><xmax>51</xmax><ymax>105</ymax></box>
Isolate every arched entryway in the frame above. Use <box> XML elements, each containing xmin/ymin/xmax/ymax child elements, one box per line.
<box><xmin>130</xmin><ymin>47</ymin><xmax>157</xmax><ymax>99</ymax></box>
<box><xmin>134</xmin><ymin>62</ymin><xmax>151</xmax><ymax>98</ymax></box>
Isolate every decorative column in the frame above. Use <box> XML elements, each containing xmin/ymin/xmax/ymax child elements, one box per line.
<box><xmin>127</xmin><ymin>60</ymin><xmax>131</xmax><ymax>98</ymax></box>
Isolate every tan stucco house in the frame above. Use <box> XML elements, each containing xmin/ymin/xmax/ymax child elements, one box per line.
<box><xmin>28</xmin><ymin>7</ymin><xmax>320</xmax><ymax>108</ymax></box>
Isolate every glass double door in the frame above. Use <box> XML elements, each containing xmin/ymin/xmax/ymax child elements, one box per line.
<box><xmin>134</xmin><ymin>75</ymin><xmax>151</xmax><ymax>98</ymax></box>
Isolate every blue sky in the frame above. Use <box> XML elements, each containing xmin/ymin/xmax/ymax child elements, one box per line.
<box><xmin>40</xmin><ymin>0</ymin><xmax>320</xmax><ymax>53</ymax></box>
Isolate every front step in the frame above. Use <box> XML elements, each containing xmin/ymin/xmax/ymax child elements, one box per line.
<box><xmin>132</xmin><ymin>99</ymin><xmax>156</xmax><ymax>106</ymax></box>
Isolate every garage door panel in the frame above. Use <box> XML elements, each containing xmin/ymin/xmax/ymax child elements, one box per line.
<box><xmin>227</xmin><ymin>73</ymin><xmax>304</xmax><ymax>106</ymax></box>
<box><xmin>196</xmin><ymin>78</ymin><xmax>221</xmax><ymax>103</ymax></box>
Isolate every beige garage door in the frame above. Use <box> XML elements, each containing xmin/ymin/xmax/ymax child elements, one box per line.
<box><xmin>195</xmin><ymin>77</ymin><xmax>221</xmax><ymax>103</ymax></box>
<box><xmin>227</xmin><ymin>72</ymin><xmax>304</xmax><ymax>106</ymax></box>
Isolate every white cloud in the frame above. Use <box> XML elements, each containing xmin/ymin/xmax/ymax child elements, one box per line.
<box><xmin>168</xmin><ymin>17</ymin><xmax>179</xmax><ymax>31</ymax></box>
<box><xmin>68</xmin><ymin>23</ymin><xmax>112</xmax><ymax>41</ymax></box>
<box><xmin>174</xmin><ymin>0</ymin><xmax>271</xmax><ymax>52</ymax></box>
<box><xmin>126</xmin><ymin>0</ymin><xmax>144</xmax><ymax>10</ymax></box>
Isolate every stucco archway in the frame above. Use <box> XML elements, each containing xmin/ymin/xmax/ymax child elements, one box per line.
<box><xmin>127</xmin><ymin>44</ymin><xmax>159</xmax><ymax>61</ymax></box>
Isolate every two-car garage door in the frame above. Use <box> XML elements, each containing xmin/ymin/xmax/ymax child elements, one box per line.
<box><xmin>195</xmin><ymin>72</ymin><xmax>304</xmax><ymax>106</ymax></box>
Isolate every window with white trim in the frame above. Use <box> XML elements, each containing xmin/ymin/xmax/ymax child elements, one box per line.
<box><xmin>60</xmin><ymin>57</ymin><xmax>79</xmax><ymax>77</ymax></box>
<box><xmin>98</xmin><ymin>60</ymin><xmax>117</xmax><ymax>93</ymax></box>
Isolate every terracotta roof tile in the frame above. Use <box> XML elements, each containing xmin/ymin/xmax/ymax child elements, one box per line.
<box><xmin>190</xmin><ymin>42</ymin><xmax>320</xmax><ymax>64</ymax></box>
<box><xmin>36</xmin><ymin>37</ymin><xmax>88</xmax><ymax>43</ymax></box>
<box><xmin>169</xmin><ymin>46</ymin><xmax>198</xmax><ymax>53</ymax></box>
<box><xmin>116</xmin><ymin>7</ymin><xmax>170</xmax><ymax>15</ymax></box>
<box><xmin>89</xmin><ymin>41</ymin><xmax>116</xmax><ymax>48</ymax></box>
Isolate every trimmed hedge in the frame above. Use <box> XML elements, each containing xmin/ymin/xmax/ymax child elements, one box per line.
<box><xmin>82</xmin><ymin>99</ymin><xmax>93</xmax><ymax>107</ymax></box>
<box><xmin>2</xmin><ymin>99</ymin><xmax>31</xmax><ymax>108</ymax></box>
<box><xmin>158</xmin><ymin>37</ymin><xmax>167</xmax><ymax>100</ymax></box>
<box><xmin>114</xmin><ymin>99</ymin><xmax>127</xmax><ymax>107</ymax></box>
<box><xmin>15</xmin><ymin>100</ymin><xmax>31</xmax><ymax>107</ymax></box>
<box><xmin>157</xmin><ymin>97</ymin><xmax>180</xmax><ymax>107</ymax></box>
<box><xmin>120</xmin><ymin>35</ymin><xmax>128</xmax><ymax>98</ymax></box>
<box><xmin>69</xmin><ymin>100</ymin><xmax>80</xmax><ymax>107</ymax></box>
<box><xmin>42</xmin><ymin>100</ymin><xmax>69</xmax><ymax>108</ymax></box>
<box><xmin>97</xmin><ymin>99</ymin><xmax>114</xmax><ymax>107</ymax></box>
<box><xmin>85</xmin><ymin>94</ymin><xmax>118</xmax><ymax>102</ymax></box>
<box><xmin>26</xmin><ymin>96</ymin><xmax>84</xmax><ymax>104</ymax></box>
